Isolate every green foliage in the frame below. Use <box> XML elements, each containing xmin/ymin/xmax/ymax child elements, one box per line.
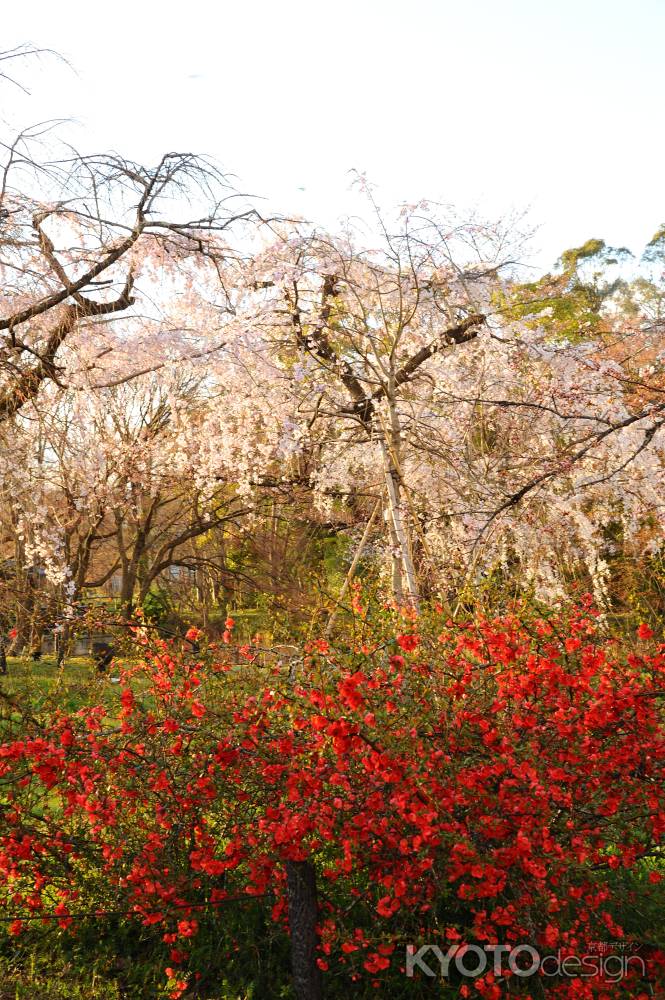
<box><xmin>141</xmin><ymin>588</ymin><xmax>171</xmax><ymax>627</ymax></box>
<box><xmin>495</xmin><ymin>237</ymin><xmax>633</xmax><ymax>341</ymax></box>
<box><xmin>643</xmin><ymin>223</ymin><xmax>665</xmax><ymax>264</ymax></box>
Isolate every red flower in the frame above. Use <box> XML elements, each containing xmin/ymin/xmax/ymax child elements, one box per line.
<box><xmin>637</xmin><ymin>623</ymin><xmax>654</xmax><ymax>640</ymax></box>
<box><xmin>364</xmin><ymin>953</ymin><xmax>391</xmax><ymax>972</ymax></box>
<box><xmin>185</xmin><ymin>627</ymin><xmax>202</xmax><ymax>642</ymax></box>
<box><xmin>177</xmin><ymin>919</ymin><xmax>198</xmax><ymax>938</ymax></box>
<box><xmin>5</xmin><ymin>597</ymin><xmax>665</xmax><ymax>996</ymax></box>
<box><xmin>396</xmin><ymin>633</ymin><xmax>419</xmax><ymax>652</ymax></box>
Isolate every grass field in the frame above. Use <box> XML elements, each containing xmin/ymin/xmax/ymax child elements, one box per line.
<box><xmin>0</xmin><ymin>655</ymin><xmax>132</xmax><ymax>714</ymax></box>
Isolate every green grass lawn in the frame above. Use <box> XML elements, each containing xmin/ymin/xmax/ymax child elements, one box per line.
<box><xmin>0</xmin><ymin>655</ymin><xmax>128</xmax><ymax>715</ymax></box>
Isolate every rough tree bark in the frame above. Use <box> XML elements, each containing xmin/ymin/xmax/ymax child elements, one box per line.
<box><xmin>285</xmin><ymin>859</ymin><xmax>323</xmax><ymax>1000</ymax></box>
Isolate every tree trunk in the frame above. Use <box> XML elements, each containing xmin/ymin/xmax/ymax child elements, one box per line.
<box><xmin>56</xmin><ymin>621</ymin><xmax>72</xmax><ymax>666</ymax></box>
<box><xmin>286</xmin><ymin>860</ymin><xmax>323</xmax><ymax>1000</ymax></box>
<box><xmin>10</xmin><ymin>538</ymin><xmax>35</xmax><ymax>654</ymax></box>
<box><xmin>325</xmin><ymin>501</ymin><xmax>380</xmax><ymax>637</ymax></box>
<box><xmin>373</xmin><ymin>391</ymin><xmax>420</xmax><ymax>609</ymax></box>
<box><xmin>378</xmin><ymin>436</ymin><xmax>419</xmax><ymax>608</ymax></box>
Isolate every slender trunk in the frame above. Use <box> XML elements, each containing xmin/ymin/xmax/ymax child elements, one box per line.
<box><xmin>378</xmin><ymin>436</ymin><xmax>419</xmax><ymax>608</ymax></box>
<box><xmin>56</xmin><ymin>620</ymin><xmax>72</xmax><ymax>666</ymax></box>
<box><xmin>325</xmin><ymin>501</ymin><xmax>380</xmax><ymax>637</ymax></box>
<box><xmin>374</xmin><ymin>390</ymin><xmax>420</xmax><ymax>608</ymax></box>
<box><xmin>385</xmin><ymin>503</ymin><xmax>404</xmax><ymax>602</ymax></box>
<box><xmin>199</xmin><ymin>569</ymin><xmax>209</xmax><ymax>629</ymax></box>
<box><xmin>286</xmin><ymin>860</ymin><xmax>323</xmax><ymax>1000</ymax></box>
<box><xmin>10</xmin><ymin>536</ymin><xmax>33</xmax><ymax>654</ymax></box>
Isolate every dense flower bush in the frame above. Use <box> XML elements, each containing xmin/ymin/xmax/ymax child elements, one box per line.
<box><xmin>0</xmin><ymin>598</ymin><xmax>664</xmax><ymax>997</ymax></box>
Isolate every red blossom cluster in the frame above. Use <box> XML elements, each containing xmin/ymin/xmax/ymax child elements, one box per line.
<box><xmin>0</xmin><ymin>602</ymin><xmax>663</xmax><ymax>998</ymax></box>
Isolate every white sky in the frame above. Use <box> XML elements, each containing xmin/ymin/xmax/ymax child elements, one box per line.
<box><xmin>3</xmin><ymin>0</ymin><xmax>664</xmax><ymax>271</ymax></box>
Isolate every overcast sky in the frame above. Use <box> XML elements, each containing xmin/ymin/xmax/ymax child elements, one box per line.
<box><xmin>4</xmin><ymin>0</ymin><xmax>664</xmax><ymax>270</ymax></box>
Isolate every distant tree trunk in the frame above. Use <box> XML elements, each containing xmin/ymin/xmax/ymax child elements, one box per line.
<box><xmin>286</xmin><ymin>860</ymin><xmax>323</xmax><ymax>1000</ymax></box>
<box><xmin>377</xmin><ymin>397</ymin><xmax>419</xmax><ymax>608</ymax></box>
<box><xmin>120</xmin><ymin>562</ymin><xmax>138</xmax><ymax>618</ymax></box>
<box><xmin>325</xmin><ymin>500</ymin><xmax>380</xmax><ymax>637</ymax></box>
<box><xmin>115</xmin><ymin>502</ymin><xmax>157</xmax><ymax>619</ymax></box>
<box><xmin>10</xmin><ymin>537</ymin><xmax>35</xmax><ymax>654</ymax></box>
<box><xmin>56</xmin><ymin>622</ymin><xmax>71</xmax><ymax>666</ymax></box>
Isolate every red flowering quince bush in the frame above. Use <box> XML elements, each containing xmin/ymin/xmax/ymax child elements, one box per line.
<box><xmin>0</xmin><ymin>599</ymin><xmax>664</xmax><ymax>998</ymax></box>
